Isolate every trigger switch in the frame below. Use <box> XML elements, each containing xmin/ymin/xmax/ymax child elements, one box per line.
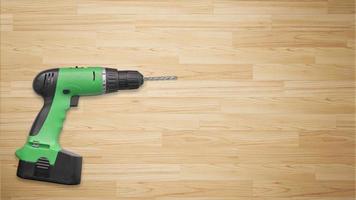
<box><xmin>70</xmin><ymin>96</ymin><xmax>79</xmax><ymax>107</ymax></box>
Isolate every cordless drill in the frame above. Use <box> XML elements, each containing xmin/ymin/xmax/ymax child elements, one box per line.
<box><xmin>15</xmin><ymin>67</ymin><xmax>176</xmax><ymax>185</ymax></box>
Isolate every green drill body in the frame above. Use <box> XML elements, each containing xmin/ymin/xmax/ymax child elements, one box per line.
<box><xmin>15</xmin><ymin>66</ymin><xmax>154</xmax><ymax>185</ymax></box>
<box><xmin>16</xmin><ymin>67</ymin><xmax>104</xmax><ymax>165</ymax></box>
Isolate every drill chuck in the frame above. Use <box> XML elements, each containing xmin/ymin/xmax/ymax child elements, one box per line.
<box><xmin>104</xmin><ymin>68</ymin><xmax>144</xmax><ymax>93</ymax></box>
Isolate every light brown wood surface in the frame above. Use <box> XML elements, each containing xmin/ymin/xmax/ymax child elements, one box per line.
<box><xmin>0</xmin><ymin>0</ymin><xmax>355</xmax><ymax>199</ymax></box>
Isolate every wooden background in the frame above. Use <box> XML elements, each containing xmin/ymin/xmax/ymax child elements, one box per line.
<box><xmin>0</xmin><ymin>0</ymin><xmax>355</xmax><ymax>199</ymax></box>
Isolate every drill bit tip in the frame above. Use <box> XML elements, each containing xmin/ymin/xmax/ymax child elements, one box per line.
<box><xmin>144</xmin><ymin>76</ymin><xmax>178</xmax><ymax>81</ymax></box>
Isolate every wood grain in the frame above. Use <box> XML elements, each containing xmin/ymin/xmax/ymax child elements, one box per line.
<box><xmin>0</xmin><ymin>0</ymin><xmax>355</xmax><ymax>199</ymax></box>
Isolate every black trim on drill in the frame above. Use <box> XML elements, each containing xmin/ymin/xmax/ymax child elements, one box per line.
<box><xmin>17</xmin><ymin>150</ymin><xmax>82</xmax><ymax>185</ymax></box>
<box><xmin>105</xmin><ymin>68</ymin><xmax>119</xmax><ymax>93</ymax></box>
<box><xmin>29</xmin><ymin>69</ymin><xmax>59</xmax><ymax>136</ymax></box>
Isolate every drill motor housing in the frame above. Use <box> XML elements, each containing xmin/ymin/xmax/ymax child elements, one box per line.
<box><xmin>16</xmin><ymin>67</ymin><xmax>144</xmax><ymax>185</ymax></box>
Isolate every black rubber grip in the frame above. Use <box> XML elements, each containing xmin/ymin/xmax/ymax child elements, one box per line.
<box><xmin>29</xmin><ymin>99</ymin><xmax>53</xmax><ymax>136</ymax></box>
<box><xmin>29</xmin><ymin>69</ymin><xmax>58</xmax><ymax>136</ymax></box>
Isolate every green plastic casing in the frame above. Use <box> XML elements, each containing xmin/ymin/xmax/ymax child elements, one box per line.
<box><xmin>15</xmin><ymin>67</ymin><xmax>104</xmax><ymax>165</ymax></box>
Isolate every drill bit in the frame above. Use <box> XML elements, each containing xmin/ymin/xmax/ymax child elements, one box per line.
<box><xmin>144</xmin><ymin>76</ymin><xmax>178</xmax><ymax>81</ymax></box>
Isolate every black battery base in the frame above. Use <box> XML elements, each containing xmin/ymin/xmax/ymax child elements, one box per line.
<box><xmin>17</xmin><ymin>150</ymin><xmax>82</xmax><ymax>185</ymax></box>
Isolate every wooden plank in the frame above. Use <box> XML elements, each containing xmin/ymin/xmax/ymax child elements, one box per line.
<box><xmin>272</xmin><ymin>15</ymin><xmax>354</xmax><ymax>31</ymax></box>
<box><xmin>233</xmin><ymin>31</ymin><xmax>352</xmax><ymax>48</ymax></box>
<box><xmin>253</xmin><ymin>180</ymin><xmax>354</xmax><ymax>197</ymax></box>
<box><xmin>116</xmin><ymin>181</ymin><xmax>252</xmax><ymax>198</ymax></box>
<box><xmin>328</xmin><ymin>0</ymin><xmax>355</xmax><ymax>14</ymax></box>
<box><xmin>214</xmin><ymin>0</ymin><xmax>328</xmax><ymax>15</ymax></box>
<box><xmin>77</xmin><ymin>0</ymin><xmax>213</xmax><ymax>15</ymax></box>
<box><xmin>253</xmin><ymin>64</ymin><xmax>353</xmax><ymax>81</ymax></box>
